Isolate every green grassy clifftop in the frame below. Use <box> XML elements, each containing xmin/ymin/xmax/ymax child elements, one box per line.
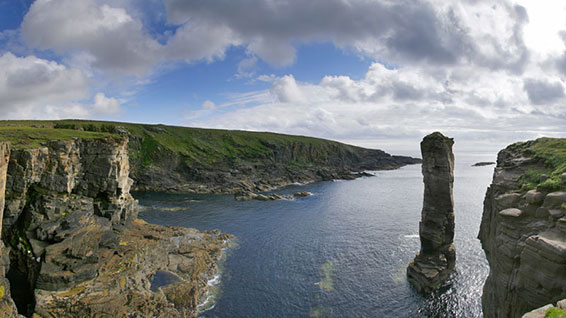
<box><xmin>0</xmin><ymin>120</ymin><xmax>420</xmax><ymax>193</ymax></box>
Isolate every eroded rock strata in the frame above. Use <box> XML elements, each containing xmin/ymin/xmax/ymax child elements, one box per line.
<box><xmin>407</xmin><ymin>132</ymin><xmax>456</xmax><ymax>293</ymax></box>
<box><xmin>479</xmin><ymin>139</ymin><xmax>566</xmax><ymax>317</ymax></box>
<box><xmin>0</xmin><ymin>141</ymin><xmax>22</xmax><ymax>317</ymax></box>
<box><xmin>0</xmin><ymin>137</ymin><xmax>231</xmax><ymax>317</ymax></box>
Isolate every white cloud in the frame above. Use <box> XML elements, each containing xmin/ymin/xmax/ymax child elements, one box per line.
<box><xmin>270</xmin><ymin>75</ymin><xmax>305</xmax><ymax>103</ymax></box>
<box><xmin>18</xmin><ymin>0</ymin><xmax>533</xmax><ymax>76</ymax></box>
<box><xmin>202</xmin><ymin>100</ymin><xmax>216</xmax><ymax>110</ymax></box>
<box><xmin>22</xmin><ymin>0</ymin><xmax>162</xmax><ymax>76</ymax></box>
<box><xmin>0</xmin><ymin>52</ymin><xmax>89</xmax><ymax>116</ymax></box>
<box><xmin>92</xmin><ymin>93</ymin><xmax>122</xmax><ymax>115</ymax></box>
<box><xmin>0</xmin><ymin>53</ymin><xmax>127</xmax><ymax>119</ymax></box>
<box><xmin>163</xmin><ymin>0</ymin><xmax>529</xmax><ymax>71</ymax></box>
<box><xmin>193</xmin><ymin>60</ymin><xmax>566</xmax><ymax>151</ymax></box>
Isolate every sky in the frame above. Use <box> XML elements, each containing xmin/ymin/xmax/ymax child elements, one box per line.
<box><xmin>1</xmin><ymin>0</ymin><xmax>566</xmax><ymax>156</ymax></box>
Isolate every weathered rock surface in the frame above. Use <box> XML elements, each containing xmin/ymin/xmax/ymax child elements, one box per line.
<box><xmin>128</xmin><ymin>133</ymin><xmax>420</xmax><ymax>194</ymax></box>
<box><xmin>0</xmin><ymin>137</ymin><xmax>231</xmax><ymax>317</ymax></box>
<box><xmin>522</xmin><ymin>298</ymin><xmax>566</xmax><ymax>318</ymax></box>
<box><xmin>407</xmin><ymin>132</ymin><xmax>456</xmax><ymax>293</ymax></box>
<box><xmin>0</xmin><ymin>142</ymin><xmax>22</xmax><ymax>318</ymax></box>
<box><xmin>479</xmin><ymin>141</ymin><xmax>566</xmax><ymax>317</ymax></box>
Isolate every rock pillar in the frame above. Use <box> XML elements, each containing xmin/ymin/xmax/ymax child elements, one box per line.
<box><xmin>407</xmin><ymin>132</ymin><xmax>456</xmax><ymax>293</ymax></box>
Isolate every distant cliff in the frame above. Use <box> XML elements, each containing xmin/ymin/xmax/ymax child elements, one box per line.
<box><xmin>0</xmin><ymin>120</ymin><xmax>420</xmax><ymax>193</ymax></box>
<box><xmin>479</xmin><ymin>138</ymin><xmax>566</xmax><ymax>317</ymax></box>
<box><xmin>0</xmin><ymin>136</ymin><xmax>231</xmax><ymax>317</ymax></box>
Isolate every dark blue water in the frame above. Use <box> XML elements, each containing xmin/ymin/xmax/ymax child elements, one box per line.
<box><xmin>137</xmin><ymin>152</ymin><xmax>494</xmax><ymax>317</ymax></box>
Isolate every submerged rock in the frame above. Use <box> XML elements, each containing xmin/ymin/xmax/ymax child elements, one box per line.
<box><xmin>234</xmin><ymin>191</ymin><xmax>291</xmax><ymax>201</ymax></box>
<box><xmin>472</xmin><ymin>161</ymin><xmax>495</xmax><ymax>167</ymax></box>
<box><xmin>407</xmin><ymin>132</ymin><xmax>456</xmax><ymax>293</ymax></box>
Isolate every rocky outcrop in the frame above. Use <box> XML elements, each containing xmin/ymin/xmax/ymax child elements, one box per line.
<box><xmin>0</xmin><ymin>142</ymin><xmax>21</xmax><ymax>318</ymax></box>
<box><xmin>407</xmin><ymin>132</ymin><xmax>456</xmax><ymax>293</ymax></box>
<box><xmin>234</xmin><ymin>190</ymin><xmax>313</xmax><ymax>201</ymax></box>
<box><xmin>472</xmin><ymin>161</ymin><xmax>495</xmax><ymax>167</ymax></box>
<box><xmin>522</xmin><ymin>299</ymin><xmax>566</xmax><ymax>318</ymax></box>
<box><xmin>479</xmin><ymin>140</ymin><xmax>566</xmax><ymax>317</ymax></box>
<box><xmin>0</xmin><ymin>137</ymin><xmax>231</xmax><ymax>317</ymax></box>
<box><xmin>123</xmin><ymin>127</ymin><xmax>420</xmax><ymax>194</ymax></box>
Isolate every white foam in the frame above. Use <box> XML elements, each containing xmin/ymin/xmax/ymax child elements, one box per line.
<box><xmin>404</xmin><ymin>234</ymin><xmax>419</xmax><ymax>238</ymax></box>
<box><xmin>207</xmin><ymin>274</ymin><xmax>220</xmax><ymax>286</ymax></box>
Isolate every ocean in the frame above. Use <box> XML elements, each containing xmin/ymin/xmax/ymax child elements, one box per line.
<box><xmin>137</xmin><ymin>152</ymin><xmax>495</xmax><ymax>318</ymax></box>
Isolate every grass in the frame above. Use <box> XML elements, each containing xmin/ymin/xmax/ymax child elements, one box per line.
<box><xmin>0</xmin><ymin>126</ymin><xmax>116</xmax><ymax>149</ymax></box>
<box><xmin>0</xmin><ymin>120</ymin><xmax>368</xmax><ymax>169</ymax></box>
<box><xmin>546</xmin><ymin>307</ymin><xmax>566</xmax><ymax>318</ymax></box>
<box><xmin>513</xmin><ymin>138</ymin><xmax>566</xmax><ymax>192</ymax></box>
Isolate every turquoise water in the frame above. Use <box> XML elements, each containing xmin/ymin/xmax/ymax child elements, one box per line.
<box><xmin>137</xmin><ymin>152</ymin><xmax>494</xmax><ymax>317</ymax></box>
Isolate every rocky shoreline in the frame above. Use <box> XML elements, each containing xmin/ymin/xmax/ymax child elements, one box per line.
<box><xmin>0</xmin><ymin>137</ymin><xmax>232</xmax><ymax>317</ymax></box>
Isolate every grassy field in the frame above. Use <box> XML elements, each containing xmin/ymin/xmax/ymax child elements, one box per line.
<box><xmin>0</xmin><ymin>125</ymin><xmax>116</xmax><ymax>149</ymax></box>
<box><xmin>514</xmin><ymin>137</ymin><xmax>566</xmax><ymax>192</ymax></box>
<box><xmin>0</xmin><ymin>120</ymin><xmax>368</xmax><ymax>168</ymax></box>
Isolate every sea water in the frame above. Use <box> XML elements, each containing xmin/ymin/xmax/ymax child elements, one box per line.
<box><xmin>137</xmin><ymin>152</ymin><xmax>495</xmax><ymax>317</ymax></box>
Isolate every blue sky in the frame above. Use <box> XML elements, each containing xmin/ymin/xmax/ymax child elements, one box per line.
<box><xmin>1</xmin><ymin>0</ymin><xmax>566</xmax><ymax>155</ymax></box>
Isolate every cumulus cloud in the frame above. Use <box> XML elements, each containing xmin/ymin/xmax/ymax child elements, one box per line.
<box><xmin>0</xmin><ymin>53</ymin><xmax>125</xmax><ymax>119</ymax></box>
<box><xmin>92</xmin><ymin>93</ymin><xmax>122</xmax><ymax>115</ymax></box>
<box><xmin>21</xmin><ymin>0</ymin><xmax>162</xmax><ymax>76</ymax></box>
<box><xmin>0</xmin><ymin>52</ymin><xmax>88</xmax><ymax>112</ymax></box>
<box><xmin>192</xmin><ymin>60</ymin><xmax>566</xmax><ymax>152</ymax></box>
<box><xmin>18</xmin><ymin>0</ymin><xmax>531</xmax><ymax>76</ymax></box>
<box><xmin>163</xmin><ymin>0</ymin><xmax>529</xmax><ymax>71</ymax></box>
<box><xmin>270</xmin><ymin>75</ymin><xmax>305</xmax><ymax>103</ymax></box>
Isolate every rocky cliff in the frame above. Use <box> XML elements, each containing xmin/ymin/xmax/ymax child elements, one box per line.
<box><xmin>0</xmin><ymin>141</ymin><xmax>22</xmax><ymax>317</ymax></box>
<box><xmin>407</xmin><ymin>132</ymin><xmax>456</xmax><ymax>293</ymax></box>
<box><xmin>479</xmin><ymin>138</ymin><xmax>566</xmax><ymax>317</ymax></box>
<box><xmin>0</xmin><ymin>121</ymin><xmax>420</xmax><ymax>194</ymax></box>
<box><xmin>0</xmin><ymin>137</ymin><xmax>231</xmax><ymax>317</ymax></box>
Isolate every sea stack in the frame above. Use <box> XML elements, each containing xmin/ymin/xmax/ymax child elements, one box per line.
<box><xmin>407</xmin><ymin>132</ymin><xmax>456</xmax><ymax>293</ymax></box>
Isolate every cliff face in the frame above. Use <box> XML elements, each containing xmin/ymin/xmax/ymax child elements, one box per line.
<box><xmin>130</xmin><ymin>137</ymin><xmax>420</xmax><ymax>194</ymax></box>
<box><xmin>0</xmin><ymin>141</ymin><xmax>21</xmax><ymax>317</ymax></box>
<box><xmin>407</xmin><ymin>132</ymin><xmax>456</xmax><ymax>293</ymax></box>
<box><xmin>1</xmin><ymin>121</ymin><xmax>420</xmax><ymax>194</ymax></box>
<box><xmin>0</xmin><ymin>137</ymin><xmax>231</xmax><ymax>317</ymax></box>
<box><xmin>479</xmin><ymin>138</ymin><xmax>566</xmax><ymax>317</ymax></box>
<box><xmin>122</xmin><ymin>125</ymin><xmax>421</xmax><ymax>193</ymax></box>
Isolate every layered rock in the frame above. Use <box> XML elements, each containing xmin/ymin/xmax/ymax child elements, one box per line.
<box><xmin>479</xmin><ymin>140</ymin><xmax>566</xmax><ymax>317</ymax></box>
<box><xmin>122</xmin><ymin>125</ymin><xmax>421</xmax><ymax>194</ymax></box>
<box><xmin>407</xmin><ymin>132</ymin><xmax>456</xmax><ymax>293</ymax></box>
<box><xmin>0</xmin><ymin>142</ymin><xmax>22</xmax><ymax>317</ymax></box>
<box><xmin>0</xmin><ymin>137</ymin><xmax>231</xmax><ymax>317</ymax></box>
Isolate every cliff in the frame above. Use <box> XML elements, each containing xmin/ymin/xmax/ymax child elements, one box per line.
<box><xmin>0</xmin><ymin>136</ymin><xmax>231</xmax><ymax>317</ymax></box>
<box><xmin>407</xmin><ymin>132</ymin><xmax>456</xmax><ymax>293</ymax></box>
<box><xmin>0</xmin><ymin>121</ymin><xmax>420</xmax><ymax>193</ymax></box>
<box><xmin>479</xmin><ymin>138</ymin><xmax>566</xmax><ymax>317</ymax></box>
<box><xmin>0</xmin><ymin>141</ymin><xmax>21</xmax><ymax>317</ymax></box>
